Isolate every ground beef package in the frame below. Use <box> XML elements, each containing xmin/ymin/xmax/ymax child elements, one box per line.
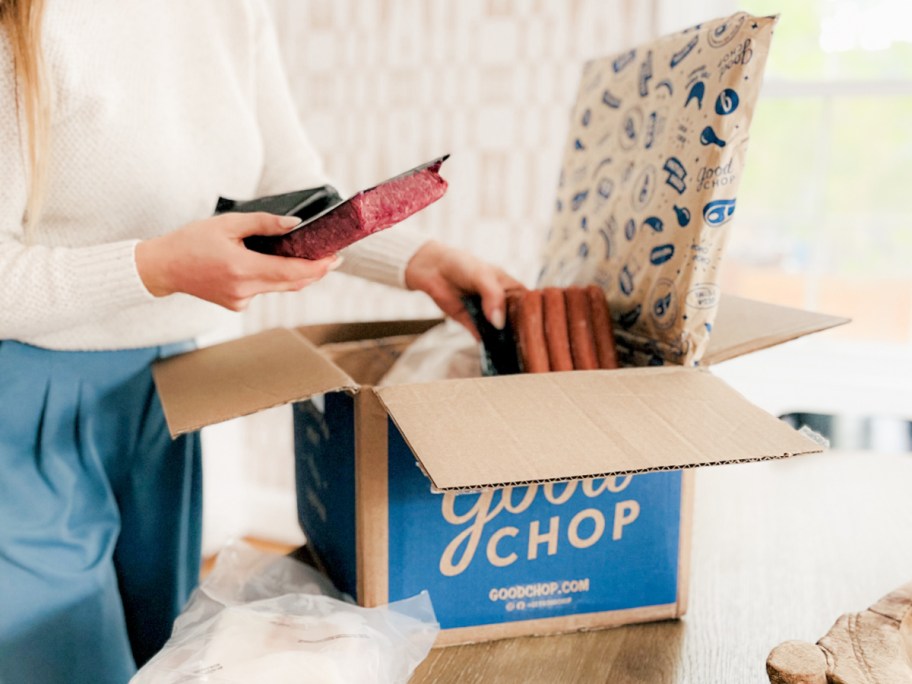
<box><xmin>538</xmin><ymin>12</ymin><xmax>777</xmax><ymax>366</ymax></box>
<box><xmin>218</xmin><ymin>156</ymin><xmax>449</xmax><ymax>260</ymax></box>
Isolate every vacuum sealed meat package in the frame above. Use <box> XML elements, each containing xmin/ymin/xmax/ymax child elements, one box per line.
<box><xmin>131</xmin><ymin>542</ymin><xmax>439</xmax><ymax>684</ymax></box>
<box><xmin>539</xmin><ymin>12</ymin><xmax>777</xmax><ymax>366</ymax></box>
<box><xmin>217</xmin><ymin>155</ymin><xmax>449</xmax><ymax>260</ymax></box>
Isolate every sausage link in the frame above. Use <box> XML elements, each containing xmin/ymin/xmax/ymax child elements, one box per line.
<box><xmin>565</xmin><ymin>286</ymin><xmax>598</xmax><ymax>370</ymax></box>
<box><xmin>586</xmin><ymin>285</ymin><xmax>619</xmax><ymax>369</ymax></box>
<box><xmin>514</xmin><ymin>290</ymin><xmax>550</xmax><ymax>373</ymax></box>
<box><xmin>541</xmin><ymin>287</ymin><xmax>574</xmax><ymax>371</ymax></box>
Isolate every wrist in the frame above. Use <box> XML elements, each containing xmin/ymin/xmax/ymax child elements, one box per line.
<box><xmin>404</xmin><ymin>239</ymin><xmax>445</xmax><ymax>291</ymax></box>
<box><xmin>135</xmin><ymin>236</ymin><xmax>173</xmax><ymax>297</ymax></box>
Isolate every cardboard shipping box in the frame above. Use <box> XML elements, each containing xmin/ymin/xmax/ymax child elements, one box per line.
<box><xmin>153</xmin><ymin>294</ymin><xmax>847</xmax><ymax>645</ymax></box>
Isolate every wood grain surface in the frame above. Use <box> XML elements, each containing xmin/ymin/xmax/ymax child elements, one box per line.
<box><xmin>410</xmin><ymin>450</ymin><xmax>912</xmax><ymax>683</ymax></box>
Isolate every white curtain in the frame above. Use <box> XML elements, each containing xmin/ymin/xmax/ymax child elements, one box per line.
<box><xmin>200</xmin><ymin>0</ymin><xmax>736</xmax><ymax>554</ymax></box>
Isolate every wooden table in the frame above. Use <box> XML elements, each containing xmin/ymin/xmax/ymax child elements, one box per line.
<box><xmin>411</xmin><ymin>450</ymin><xmax>912</xmax><ymax>683</ymax></box>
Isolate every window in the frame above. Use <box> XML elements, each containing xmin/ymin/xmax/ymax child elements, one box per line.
<box><xmin>712</xmin><ymin>1</ymin><xmax>912</xmax><ymax>453</ymax></box>
<box><xmin>724</xmin><ymin>0</ymin><xmax>912</xmax><ymax>344</ymax></box>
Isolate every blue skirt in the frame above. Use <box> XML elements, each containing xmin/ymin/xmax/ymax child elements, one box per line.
<box><xmin>0</xmin><ymin>341</ymin><xmax>202</xmax><ymax>684</ymax></box>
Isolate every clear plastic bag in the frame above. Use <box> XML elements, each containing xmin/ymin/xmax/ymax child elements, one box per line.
<box><xmin>377</xmin><ymin>319</ymin><xmax>481</xmax><ymax>387</ymax></box>
<box><xmin>131</xmin><ymin>541</ymin><xmax>439</xmax><ymax>684</ymax></box>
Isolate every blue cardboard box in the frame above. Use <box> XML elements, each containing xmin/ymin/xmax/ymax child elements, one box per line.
<box><xmin>153</xmin><ymin>296</ymin><xmax>845</xmax><ymax>644</ymax></box>
<box><xmin>294</xmin><ymin>390</ymin><xmax>692</xmax><ymax>644</ymax></box>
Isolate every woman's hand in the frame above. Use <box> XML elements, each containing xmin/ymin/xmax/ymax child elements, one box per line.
<box><xmin>135</xmin><ymin>212</ymin><xmax>341</xmax><ymax>311</ymax></box>
<box><xmin>404</xmin><ymin>240</ymin><xmax>525</xmax><ymax>339</ymax></box>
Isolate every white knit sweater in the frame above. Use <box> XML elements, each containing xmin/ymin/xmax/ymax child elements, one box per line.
<box><xmin>0</xmin><ymin>1</ymin><xmax>427</xmax><ymax>351</ymax></box>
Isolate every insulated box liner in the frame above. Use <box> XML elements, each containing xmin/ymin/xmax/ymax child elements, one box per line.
<box><xmin>540</xmin><ymin>13</ymin><xmax>778</xmax><ymax>367</ymax></box>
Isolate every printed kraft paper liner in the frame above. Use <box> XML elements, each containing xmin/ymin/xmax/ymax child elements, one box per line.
<box><xmin>540</xmin><ymin>12</ymin><xmax>777</xmax><ymax>367</ymax></box>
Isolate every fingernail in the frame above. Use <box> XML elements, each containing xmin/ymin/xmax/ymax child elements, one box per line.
<box><xmin>327</xmin><ymin>255</ymin><xmax>344</xmax><ymax>271</ymax></box>
<box><xmin>490</xmin><ymin>307</ymin><xmax>505</xmax><ymax>330</ymax></box>
<box><xmin>279</xmin><ymin>216</ymin><xmax>302</xmax><ymax>229</ymax></box>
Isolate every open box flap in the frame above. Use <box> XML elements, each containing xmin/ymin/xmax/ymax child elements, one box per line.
<box><xmin>703</xmin><ymin>295</ymin><xmax>849</xmax><ymax>366</ymax></box>
<box><xmin>375</xmin><ymin>366</ymin><xmax>823</xmax><ymax>491</ymax></box>
<box><xmin>153</xmin><ymin>328</ymin><xmax>357</xmax><ymax>437</ymax></box>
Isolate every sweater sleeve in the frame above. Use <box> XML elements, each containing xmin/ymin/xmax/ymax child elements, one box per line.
<box><xmin>250</xmin><ymin>1</ymin><xmax>427</xmax><ymax>289</ymax></box>
<box><xmin>0</xmin><ymin>49</ymin><xmax>154</xmax><ymax>342</ymax></box>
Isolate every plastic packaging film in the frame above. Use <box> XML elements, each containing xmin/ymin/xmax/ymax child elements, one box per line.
<box><xmin>539</xmin><ymin>12</ymin><xmax>777</xmax><ymax>366</ymax></box>
<box><xmin>130</xmin><ymin>541</ymin><xmax>439</xmax><ymax>684</ymax></box>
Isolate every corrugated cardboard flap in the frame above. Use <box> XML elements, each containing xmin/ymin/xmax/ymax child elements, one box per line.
<box><xmin>703</xmin><ymin>295</ymin><xmax>849</xmax><ymax>366</ymax></box>
<box><xmin>375</xmin><ymin>366</ymin><xmax>823</xmax><ymax>491</ymax></box>
<box><xmin>153</xmin><ymin>328</ymin><xmax>357</xmax><ymax>437</ymax></box>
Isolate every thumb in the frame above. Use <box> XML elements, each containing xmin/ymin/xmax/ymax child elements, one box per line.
<box><xmin>476</xmin><ymin>268</ymin><xmax>509</xmax><ymax>331</ymax></box>
<box><xmin>481</xmin><ymin>271</ymin><xmax>527</xmax><ymax>331</ymax></box>
<box><xmin>220</xmin><ymin>212</ymin><xmax>303</xmax><ymax>238</ymax></box>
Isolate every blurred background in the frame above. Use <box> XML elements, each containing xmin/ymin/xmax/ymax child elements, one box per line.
<box><xmin>200</xmin><ymin>0</ymin><xmax>912</xmax><ymax>554</ymax></box>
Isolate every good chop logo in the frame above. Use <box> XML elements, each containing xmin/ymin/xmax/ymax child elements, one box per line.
<box><xmin>718</xmin><ymin>37</ymin><xmax>753</xmax><ymax>81</ymax></box>
<box><xmin>438</xmin><ymin>477</ymin><xmax>640</xmax><ymax>577</ymax></box>
<box><xmin>696</xmin><ymin>158</ymin><xmax>736</xmax><ymax>191</ymax></box>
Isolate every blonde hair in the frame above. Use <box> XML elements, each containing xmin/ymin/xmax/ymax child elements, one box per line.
<box><xmin>1</xmin><ymin>0</ymin><xmax>49</xmax><ymax>231</ymax></box>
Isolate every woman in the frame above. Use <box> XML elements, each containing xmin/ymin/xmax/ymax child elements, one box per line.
<box><xmin>0</xmin><ymin>1</ymin><xmax>516</xmax><ymax>682</ymax></box>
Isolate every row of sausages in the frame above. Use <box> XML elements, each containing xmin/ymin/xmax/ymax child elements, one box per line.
<box><xmin>508</xmin><ymin>285</ymin><xmax>619</xmax><ymax>373</ymax></box>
